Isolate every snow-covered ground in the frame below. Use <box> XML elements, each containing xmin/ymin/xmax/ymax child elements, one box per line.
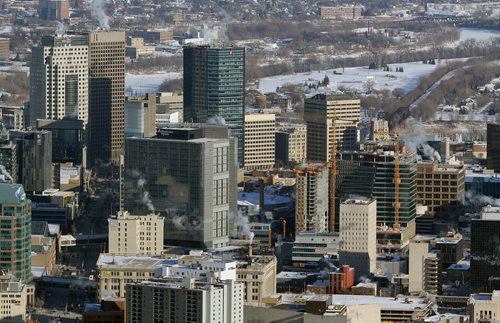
<box><xmin>459</xmin><ymin>27</ymin><xmax>500</xmax><ymax>42</ymax></box>
<box><xmin>258</xmin><ymin>61</ymin><xmax>444</xmax><ymax>94</ymax></box>
<box><xmin>125</xmin><ymin>72</ymin><xmax>181</xmax><ymax>95</ymax></box>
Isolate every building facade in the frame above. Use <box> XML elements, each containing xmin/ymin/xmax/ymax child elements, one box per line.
<box><xmin>295</xmin><ymin>163</ymin><xmax>329</xmax><ymax>233</ymax></box>
<box><xmin>0</xmin><ymin>276</ymin><xmax>31</xmax><ymax>323</ymax></box>
<box><xmin>304</xmin><ymin>94</ymin><xmax>360</xmax><ymax>162</ymax></box>
<box><xmin>108</xmin><ymin>211</ymin><xmax>164</xmax><ymax>256</ymax></box>
<box><xmin>470</xmin><ymin>207</ymin><xmax>500</xmax><ymax>293</ymax></box>
<box><xmin>236</xmin><ymin>256</ymin><xmax>276</xmax><ymax>305</ymax></box>
<box><xmin>125</xmin><ymin>93</ymin><xmax>156</xmax><ymax>138</ymax></box>
<box><xmin>320</xmin><ymin>6</ymin><xmax>363</xmax><ymax>19</ymax></box>
<box><xmin>126</xmin><ymin>278</ymin><xmax>244</xmax><ymax>323</ymax></box>
<box><xmin>39</xmin><ymin>0</ymin><xmax>70</xmax><ymax>20</ymax></box>
<box><xmin>337</xmin><ymin>151</ymin><xmax>418</xmax><ymax>227</ymax></box>
<box><xmin>409</xmin><ymin>236</ymin><xmax>441</xmax><ymax>294</ymax></box>
<box><xmin>487</xmin><ymin>123</ymin><xmax>500</xmax><ymax>172</ymax></box>
<box><xmin>124</xmin><ymin>126</ymin><xmax>237</xmax><ymax>249</ymax></box>
<box><xmin>339</xmin><ymin>199</ymin><xmax>377</xmax><ymax>279</ymax></box>
<box><xmin>0</xmin><ymin>138</ymin><xmax>18</xmax><ymax>184</ymax></box>
<box><xmin>416</xmin><ymin>163</ymin><xmax>465</xmax><ymax>218</ymax></box>
<box><xmin>183</xmin><ymin>45</ymin><xmax>245</xmax><ymax>166</ymax></box>
<box><xmin>244</xmin><ymin>114</ymin><xmax>275</xmax><ymax>170</ymax></box>
<box><xmin>0</xmin><ymin>38</ymin><xmax>10</xmax><ymax>60</ymax></box>
<box><xmin>468</xmin><ymin>291</ymin><xmax>500</xmax><ymax>322</ymax></box>
<box><xmin>275</xmin><ymin>123</ymin><xmax>307</xmax><ymax>165</ymax></box>
<box><xmin>0</xmin><ymin>184</ymin><xmax>31</xmax><ymax>282</ymax></box>
<box><xmin>10</xmin><ymin>130</ymin><xmax>53</xmax><ymax>193</ymax></box>
<box><xmin>87</xmin><ymin>31</ymin><xmax>125</xmax><ymax>165</ymax></box>
<box><xmin>30</xmin><ymin>35</ymin><xmax>89</xmax><ymax>125</ymax></box>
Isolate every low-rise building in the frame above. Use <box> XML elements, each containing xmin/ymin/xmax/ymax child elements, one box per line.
<box><xmin>468</xmin><ymin>290</ymin><xmax>500</xmax><ymax>322</ymax></box>
<box><xmin>236</xmin><ymin>255</ymin><xmax>276</xmax><ymax>304</ymax></box>
<box><xmin>320</xmin><ymin>5</ymin><xmax>363</xmax><ymax>20</ymax></box>
<box><xmin>292</xmin><ymin>233</ymin><xmax>339</xmax><ymax>267</ymax></box>
<box><xmin>82</xmin><ymin>299</ymin><xmax>126</xmax><ymax>323</ymax></box>
<box><xmin>0</xmin><ymin>275</ymin><xmax>32</xmax><ymax>323</ymax></box>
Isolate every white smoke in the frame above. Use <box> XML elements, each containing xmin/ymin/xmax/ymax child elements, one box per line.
<box><xmin>0</xmin><ymin>165</ymin><xmax>13</xmax><ymax>183</ymax></box>
<box><xmin>128</xmin><ymin>170</ymin><xmax>154</xmax><ymax>212</ymax></box>
<box><xmin>55</xmin><ymin>21</ymin><xmax>65</xmax><ymax>36</ymax></box>
<box><xmin>230</xmin><ymin>211</ymin><xmax>254</xmax><ymax>243</ymax></box>
<box><xmin>202</xmin><ymin>24</ymin><xmax>212</xmax><ymax>43</ymax></box>
<box><xmin>207</xmin><ymin>115</ymin><xmax>226</xmax><ymax>125</ymax></box>
<box><xmin>403</xmin><ymin>135</ymin><xmax>441</xmax><ymax>162</ymax></box>
<box><xmin>92</xmin><ymin>0</ymin><xmax>110</xmax><ymax>30</ymax></box>
<box><xmin>464</xmin><ymin>191</ymin><xmax>500</xmax><ymax>207</ymax></box>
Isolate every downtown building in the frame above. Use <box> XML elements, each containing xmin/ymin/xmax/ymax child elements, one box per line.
<box><xmin>0</xmin><ymin>184</ymin><xmax>31</xmax><ymax>282</ymax></box>
<box><xmin>243</xmin><ymin>114</ymin><xmax>275</xmax><ymax>170</ymax></box>
<box><xmin>304</xmin><ymin>93</ymin><xmax>360</xmax><ymax>162</ymax></box>
<box><xmin>294</xmin><ymin>163</ymin><xmax>329</xmax><ymax>233</ymax></box>
<box><xmin>124</xmin><ymin>125</ymin><xmax>237</xmax><ymax>249</ymax></box>
<box><xmin>126</xmin><ymin>278</ymin><xmax>244</xmax><ymax>323</ymax></box>
<box><xmin>337</xmin><ymin>151</ymin><xmax>418</xmax><ymax>227</ymax></box>
<box><xmin>275</xmin><ymin>123</ymin><xmax>307</xmax><ymax>165</ymax></box>
<box><xmin>183</xmin><ymin>45</ymin><xmax>245</xmax><ymax>167</ymax></box>
<box><xmin>339</xmin><ymin>198</ymin><xmax>377</xmax><ymax>279</ymax></box>
<box><xmin>30</xmin><ymin>34</ymin><xmax>89</xmax><ymax>125</ymax></box>
<box><xmin>87</xmin><ymin>31</ymin><xmax>125</xmax><ymax>165</ymax></box>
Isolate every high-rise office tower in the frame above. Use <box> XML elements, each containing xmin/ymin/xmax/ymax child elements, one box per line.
<box><xmin>87</xmin><ymin>31</ymin><xmax>125</xmax><ymax>166</ymax></box>
<box><xmin>244</xmin><ymin>114</ymin><xmax>275</xmax><ymax>170</ymax></box>
<box><xmin>9</xmin><ymin>130</ymin><xmax>53</xmax><ymax>193</ymax></box>
<box><xmin>124</xmin><ymin>125</ymin><xmax>237</xmax><ymax>249</ymax></box>
<box><xmin>295</xmin><ymin>163</ymin><xmax>329</xmax><ymax>233</ymax></box>
<box><xmin>0</xmin><ymin>184</ymin><xmax>31</xmax><ymax>282</ymax></box>
<box><xmin>304</xmin><ymin>93</ymin><xmax>360</xmax><ymax>162</ymax></box>
<box><xmin>337</xmin><ymin>151</ymin><xmax>417</xmax><ymax>227</ymax></box>
<box><xmin>30</xmin><ymin>35</ymin><xmax>89</xmax><ymax>125</ymax></box>
<box><xmin>487</xmin><ymin>123</ymin><xmax>500</xmax><ymax>172</ymax></box>
<box><xmin>126</xmin><ymin>278</ymin><xmax>244</xmax><ymax>323</ymax></box>
<box><xmin>339</xmin><ymin>198</ymin><xmax>377</xmax><ymax>279</ymax></box>
<box><xmin>183</xmin><ymin>45</ymin><xmax>245</xmax><ymax>166</ymax></box>
<box><xmin>470</xmin><ymin>206</ymin><xmax>500</xmax><ymax>293</ymax></box>
<box><xmin>38</xmin><ymin>0</ymin><xmax>70</xmax><ymax>20</ymax></box>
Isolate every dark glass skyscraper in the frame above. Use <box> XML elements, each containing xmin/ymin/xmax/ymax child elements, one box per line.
<box><xmin>183</xmin><ymin>45</ymin><xmax>245</xmax><ymax>167</ymax></box>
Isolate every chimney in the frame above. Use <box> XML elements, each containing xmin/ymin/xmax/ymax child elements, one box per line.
<box><xmin>268</xmin><ymin>229</ymin><xmax>273</xmax><ymax>250</ymax></box>
<box><xmin>259</xmin><ymin>178</ymin><xmax>265</xmax><ymax>211</ymax></box>
<box><xmin>248</xmin><ymin>244</ymin><xmax>253</xmax><ymax>258</ymax></box>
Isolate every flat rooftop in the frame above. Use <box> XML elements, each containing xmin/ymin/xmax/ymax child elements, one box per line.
<box><xmin>267</xmin><ymin>294</ymin><xmax>431</xmax><ymax>311</ymax></box>
<box><xmin>96</xmin><ymin>254</ymin><xmax>174</xmax><ymax>269</ymax></box>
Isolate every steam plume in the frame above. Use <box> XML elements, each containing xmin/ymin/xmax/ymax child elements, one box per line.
<box><xmin>0</xmin><ymin>165</ymin><xmax>13</xmax><ymax>183</ymax></box>
<box><xmin>92</xmin><ymin>0</ymin><xmax>110</xmax><ymax>30</ymax></box>
<box><xmin>55</xmin><ymin>21</ymin><xmax>65</xmax><ymax>36</ymax></box>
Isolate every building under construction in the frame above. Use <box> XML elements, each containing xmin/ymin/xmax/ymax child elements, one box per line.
<box><xmin>295</xmin><ymin>163</ymin><xmax>329</xmax><ymax>233</ymax></box>
<box><xmin>337</xmin><ymin>151</ymin><xmax>418</xmax><ymax>227</ymax></box>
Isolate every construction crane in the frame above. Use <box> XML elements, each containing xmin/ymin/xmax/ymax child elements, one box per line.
<box><xmin>393</xmin><ymin>132</ymin><xmax>401</xmax><ymax>229</ymax></box>
<box><xmin>329</xmin><ymin>120</ymin><xmax>337</xmax><ymax>233</ymax></box>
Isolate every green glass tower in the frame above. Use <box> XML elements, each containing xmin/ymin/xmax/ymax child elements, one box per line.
<box><xmin>183</xmin><ymin>45</ymin><xmax>245</xmax><ymax>167</ymax></box>
<box><xmin>0</xmin><ymin>184</ymin><xmax>31</xmax><ymax>282</ymax></box>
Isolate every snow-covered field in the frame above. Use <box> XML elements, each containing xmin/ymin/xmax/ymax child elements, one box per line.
<box><xmin>258</xmin><ymin>61</ymin><xmax>444</xmax><ymax>94</ymax></box>
<box><xmin>125</xmin><ymin>72</ymin><xmax>181</xmax><ymax>95</ymax></box>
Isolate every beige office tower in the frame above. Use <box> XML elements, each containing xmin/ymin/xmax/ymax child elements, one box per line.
<box><xmin>30</xmin><ymin>35</ymin><xmax>89</xmax><ymax>125</ymax></box>
<box><xmin>108</xmin><ymin>211</ymin><xmax>164</xmax><ymax>256</ymax></box>
<box><xmin>304</xmin><ymin>94</ymin><xmax>360</xmax><ymax>162</ymax></box>
<box><xmin>339</xmin><ymin>198</ymin><xmax>377</xmax><ymax>279</ymax></box>
<box><xmin>125</xmin><ymin>93</ymin><xmax>156</xmax><ymax>138</ymax></box>
<box><xmin>244</xmin><ymin>114</ymin><xmax>276</xmax><ymax>170</ymax></box>
<box><xmin>295</xmin><ymin>163</ymin><xmax>329</xmax><ymax>233</ymax></box>
<box><xmin>87</xmin><ymin>31</ymin><xmax>125</xmax><ymax>166</ymax></box>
